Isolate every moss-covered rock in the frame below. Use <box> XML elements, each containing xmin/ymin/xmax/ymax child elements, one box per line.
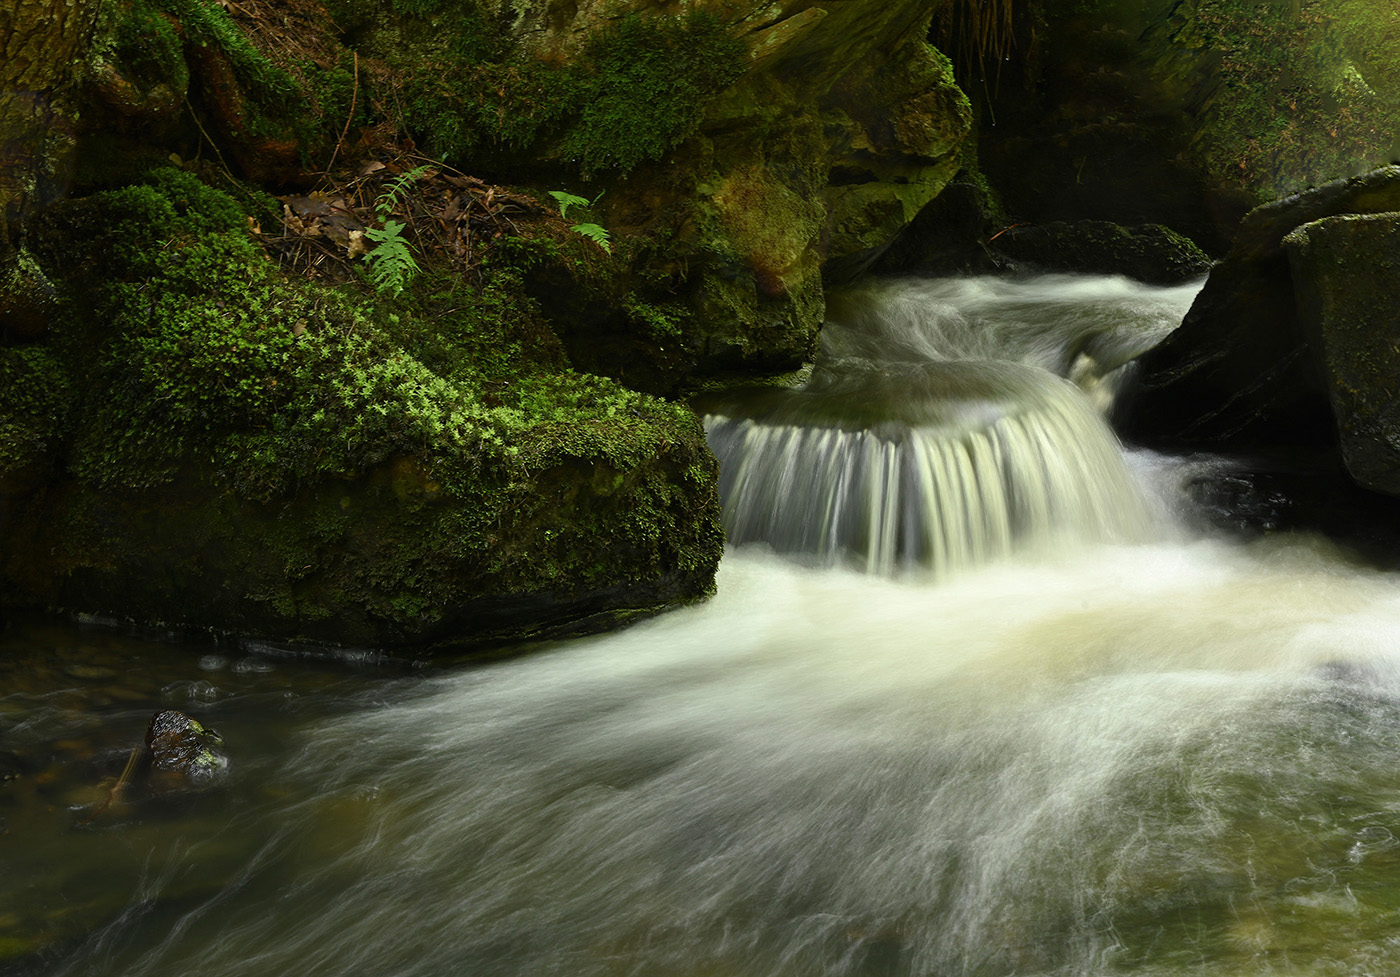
<box><xmin>0</xmin><ymin>170</ymin><xmax>723</xmax><ymax>653</ymax></box>
<box><xmin>326</xmin><ymin>0</ymin><xmax>971</xmax><ymax>393</ymax></box>
<box><xmin>976</xmin><ymin>0</ymin><xmax>1400</xmax><ymax>253</ymax></box>
<box><xmin>1285</xmin><ymin>213</ymin><xmax>1400</xmax><ymax>496</ymax></box>
<box><xmin>1145</xmin><ymin>0</ymin><xmax>1400</xmax><ymax>202</ymax></box>
<box><xmin>989</xmin><ymin>220</ymin><xmax>1213</xmax><ymax>284</ymax></box>
<box><xmin>1115</xmin><ymin>165</ymin><xmax>1400</xmax><ymax>451</ymax></box>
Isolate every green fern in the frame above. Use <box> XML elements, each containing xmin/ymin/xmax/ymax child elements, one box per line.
<box><xmin>363</xmin><ymin>220</ymin><xmax>420</xmax><ymax>295</ymax></box>
<box><xmin>570</xmin><ymin>223</ymin><xmax>611</xmax><ymax>253</ymax></box>
<box><xmin>377</xmin><ymin>164</ymin><xmax>433</xmax><ymax>221</ymax></box>
<box><xmin>362</xmin><ymin>164</ymin><xmax>432</xmax><ymax>294</ymax></box>
<box><xmin>548</xmin><ymin>190</ymin><xmax>591</xmax><ymax>221</ymax></box>
<box><xmin>548</xmin><ymin>190</ymin><xmax>611</xmax><ymax>254</ymax></box>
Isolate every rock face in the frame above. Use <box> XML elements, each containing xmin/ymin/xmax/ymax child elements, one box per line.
<box><xmin>988</xmin><ymin>220</ymin><xmax>1212</xmax><ymax>285</ymax></box>
<box><xmin>976</xmin><ymin>0</ymin><xmax>1400</xmax><ymax>256</ymax></box>
<box><xmin>0</xmin><ymin>172</ymin><xmax>725</xmax><ymax>655</ymax></box>
<box><xmin>1285</xmin><ymin>214</ymin><xmax>1400</xmax><ymax>496</ymax></box>
<box><xmin>1115</xmin><ymin>166</ymin><xmax>1400</xmax><ymax>451</ymax></box>
<box><xmin>341</xmin><ymin>0</ymin><xmax>973</xmax><ymax>392</ymax></box>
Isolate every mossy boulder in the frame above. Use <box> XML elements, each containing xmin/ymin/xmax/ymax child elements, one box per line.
<box><xmin>0</xmin><ymin>171</ymin><xmax>723</xmax><ymax>654</ymax></box>
<box><xmin>976</xmin><ymin>0</ymin><xmax>1400</xmax><ymax>254</ymax></box>
<box><xmin>989</xmin><ymin>220</ymin><xmax>1213</xmax><ymax>285</ymax></box>
<box><xmin>1115</xmin><ymin>165</ymin><xmax>1400</xmax><ymax>452</ymax></box>
<box><xmin>1285</xmin><ymin>214</ymin><xmax>1400</xmax><ymax>496</ymax></box>
<box><xmin>330</xmin><ymin>0</ymin><xmax>971</xmax><ymax>393</ymax></box>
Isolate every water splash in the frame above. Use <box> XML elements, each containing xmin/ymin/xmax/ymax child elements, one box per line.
<box><xmin>703</xmin><ymin>275</ymin><xmax>1200</xmax><ymax>574</ymax></box>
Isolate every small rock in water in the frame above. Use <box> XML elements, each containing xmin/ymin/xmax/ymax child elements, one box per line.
<box><xmin>145</xmin><ymin>710</ymin><xmax>229</xmax><ymax>788</ymax></box>
<box><xmin>63</xmin><ymin>664</ymin><xmax>118</xmax><ymax>681</ymax></box>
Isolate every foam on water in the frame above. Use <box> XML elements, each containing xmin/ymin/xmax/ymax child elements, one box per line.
<box><xmin>44</xmin><ymin>538</ymin><xmax>1400</xmax><ymax>977</ymax></box>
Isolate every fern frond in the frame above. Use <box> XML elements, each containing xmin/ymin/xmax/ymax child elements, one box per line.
<box><xmin>570</xmin><ymin>222</ymin><xmax>612</xmax><ymax>253</ymax></box>
<box><xmin>375</xmin><ymin>164</ymin><xmax>434</xmax><ymax>222</ymax></box>
<box><xmin>363</xmin><ymin>219</ymin><xmax>421</xmax><ymax>295</ymax></box>
<box><xmin>549</xmin><ymin>190</ymin><xmax>591</xmax><ymax>222</ymax></box>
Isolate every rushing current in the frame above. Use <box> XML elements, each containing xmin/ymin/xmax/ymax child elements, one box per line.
<box><xmin>702</xmin><ymin>275</ymin><xmax>1195</xmax><ymax>575</ymax></box>
<box><xmin>11</xmin><ymin>274</ymin><xmax>1400</xmax><ymax>977</ymax></box>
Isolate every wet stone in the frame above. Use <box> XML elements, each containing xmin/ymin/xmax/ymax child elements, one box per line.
<box><xmin>145</xmin><ymin>710</ymin><xmax>229</xmax><ymax>788</ymax></box>
<box><xmin>63</xmin><ymin>664</ymin><xmax>119</xmax><ymax>681</ymax></box>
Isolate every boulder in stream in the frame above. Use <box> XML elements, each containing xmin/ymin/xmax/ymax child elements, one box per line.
<box><xmin>1284</xmin><ymin>214</ymin><xmax>1400</xmax><ymax>496</ymax></box>
<box><xmin>987</xmin><ymin>220</ymin><xmax>1213</xmax><ymax>285</ymax></box>
<box><xmin>1115</xmin><ymin>165</ymin><xmax>1400</xmax><ymax>451</ymax></box>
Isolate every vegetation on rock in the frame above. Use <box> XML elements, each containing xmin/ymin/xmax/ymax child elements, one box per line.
<box><xmin>2</xmin><ymin>166</ymin><xmax>723</xmax><ymax>650</ymax></box>
<box><xmin>1155</xmin><ymin>0</ymin><xmax>1400</xmax><ymax>200</ymax></box>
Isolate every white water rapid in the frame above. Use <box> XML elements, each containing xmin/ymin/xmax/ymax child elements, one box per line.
<box><xmin>704</xmin><ymin>275</ymin><xmax>1196</xmax><ymax>576</ymax></box>
<box><xmin>23</xmin><ymin>275</ymin><xmax>1400</xmax><ymax>977</ymax></box>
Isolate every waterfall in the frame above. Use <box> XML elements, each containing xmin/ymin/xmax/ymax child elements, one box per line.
<box><xmin>703</xmin><ymin>275</ymin><xmax>1199</xmax><ymax>573</ymax></box>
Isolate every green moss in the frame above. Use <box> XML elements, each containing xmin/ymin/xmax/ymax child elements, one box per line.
<box><xmin>390</xmin><ymin>11</ymin><xmax>746</xmax><ymax>177</ymax></box>
<box><xmin>14</xmin><ymin>169</ymin><xmax>723</xmax><ymax>643</ymax></box>
<box><xmin>110</xmin><ymin>0</ymin><xmax>189</xmax><ymax>93</ymax></box>
<box><xmin>402</xmin><ymin>58</ymin><xmax>580</xmax><ymax>164</ymax></box>
<box><xmin>101</xmin><ymin>0</ymin><xmax>354</xmax><ymax>160</ymax></box>
<box><xmin>564</xmin><ymin>13</ymin><xmax>749</xmax><ymax>175</ymax></box>
<box><xmin>0</xmin><ymin>346</ymin><xmax>72</xmax><ymax>473</ymax></box>
<box><xmin>1164</xmin><ymin>0</ymin><xmax>1400</xmax><ymax>197</ymax></box>
<box><xmin>156</xmin><ymin>0</ymin><xmax>299</xmax><ymax>107</ymax></box>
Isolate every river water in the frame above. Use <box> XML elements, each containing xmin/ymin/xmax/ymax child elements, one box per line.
<box><xmin>9</xmin><ymin>275</ymin><xmax>1400</xmax><ymax>976</ymax></box>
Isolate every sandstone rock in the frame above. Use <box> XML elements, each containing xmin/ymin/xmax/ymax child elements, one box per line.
<box><xmin>1285</xmin><ymin>214</ymin><xmax>1400</xmax><ymax>495</ymax></box>
<box><xmin>1115</xmin><ymin>165</ymin><xmax>1400</xmax><ymax>449</ymax></box>
<box><xmin>989</xmin><ymin>220</ymin><xmax>1212</xmax><ymax>285</ymax></box>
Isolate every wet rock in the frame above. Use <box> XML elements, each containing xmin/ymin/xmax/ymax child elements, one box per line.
<box><xmin>1178</xmin><ymin>450</ymin><xmax>1400</xmax><ymax>569</ymax></box>
<box><xmin>145</xmin><ymin>710</ymin><xmax>227</xmax><ymax>788</ymax></box>
<box><xmin>1284</xmin><ymin>214</ymin><xmax>1400</xmax><ymax>496</ymax></box>
<box><xmin>0</xmin><ymin>751</ymin><xmax>26</xmax><ymax>785</ymax></box>
<box><xmin>1116</xmin><ymin>165</ymin><xmax>1400</xmax><ymax>451</ymax></box>
<box><xmin>988</xmin><ymin>220</ymin><xmax>1213</xmax><ymax>286</ymax></box>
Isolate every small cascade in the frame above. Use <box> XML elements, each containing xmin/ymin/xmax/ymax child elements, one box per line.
<box><xmin>702</xmin><ymin>275</ymin><xmax>1202</xmax><ymax>574</ymax></box>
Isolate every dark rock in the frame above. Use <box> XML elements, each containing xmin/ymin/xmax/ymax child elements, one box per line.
<box><xmin>1179</xmin><ymin>449</ymin><xmax>1400</xmax><ymax>570</ymax></box>
<box><xmin>1284</xmin><ymin>215</ymin><xmax>1400</xmax><ymax>496</ymax></box>
<box><xmin>988</xmin><ymin>220</ymin><xmax>1213</xmax><ymax>285</ymax></box>
<box><xmin>1115</xmin><ymin>166</ymin><xmax>1400</xmax><ymax>451</ymax></box>
<box><xmin>145</xmin><ymin>710</ymin><xmax>227</xmax><ymax>787</ymax></box>
<box><xmin>867</xmin><ymin>169</ymin><xmax>1012</xmax><ymax>279</ymax></box>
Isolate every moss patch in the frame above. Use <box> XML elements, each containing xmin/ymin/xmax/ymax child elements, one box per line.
<box><xmin>1157</xmin><ymin>0</ymin><xmax>1400</xmax><ymax>199</ymax></box>
<box><xmin>368</xmin><ymin>10</ymin><xmax>747</xmax><ymax>177</ymax></box>
<box><xmin>6</xmin><ymin>168</ymin><xmax>723</xmax><ymax>651</ymax></box>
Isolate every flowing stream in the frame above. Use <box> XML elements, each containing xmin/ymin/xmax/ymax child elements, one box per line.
<box><xmin>10</xmin><ymin>275</ymin><xmax>1400</xmax><ymax>977</ymax></box>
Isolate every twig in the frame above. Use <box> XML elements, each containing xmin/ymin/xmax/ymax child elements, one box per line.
<box><xmin>79</xmin><ymin>746</ymin><xmax>142</xmax><ymax>826</ymax></box>
<box><xmin>987</xmin><ymin>222</ymin><xmax>1027</xmax><ymax>244</ymax></box>
<box><xmin>182</xmin><ymin>93</ymin><xmax>238</xmax><ymax>185</ymax></box>
<box><xmin>323</xmin><ymin>52</ymin><xmax>359</xmax><ymax>178</ymax></box>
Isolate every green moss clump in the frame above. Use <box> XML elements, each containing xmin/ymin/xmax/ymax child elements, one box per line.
<box><xmin>13</xmin><ymin>169</ymin><xmax>722</xmax><ymax>646</ymax></box>
<box><xmin>388</xmin><ymin>10</ymin><xmax>746</xmax><ymax>177</ymax></box>
<box><xmin>0</xmin><ymin>346</ymin><xmax>71</xmax><ymax>474</ymax></box>
<box><xmin>110</xmin><ymin>0</ymin><xmax>189</xmax><ymax>94</ymax></box>
<box><xmin>564</xmin><ymin>13</ymin><xmax>749</xmax><ymax>175</ymax></box>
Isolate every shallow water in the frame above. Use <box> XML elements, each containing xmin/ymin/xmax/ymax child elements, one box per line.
<box><xmin>11</xmin><ymin>534</ymin><xmax>1400</xmax><ymax>977</ymax></box>
<box><xmin>10</xmin><ymin>275</ymin><xmax>1400</xmax><ymax>977</ymax></box>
